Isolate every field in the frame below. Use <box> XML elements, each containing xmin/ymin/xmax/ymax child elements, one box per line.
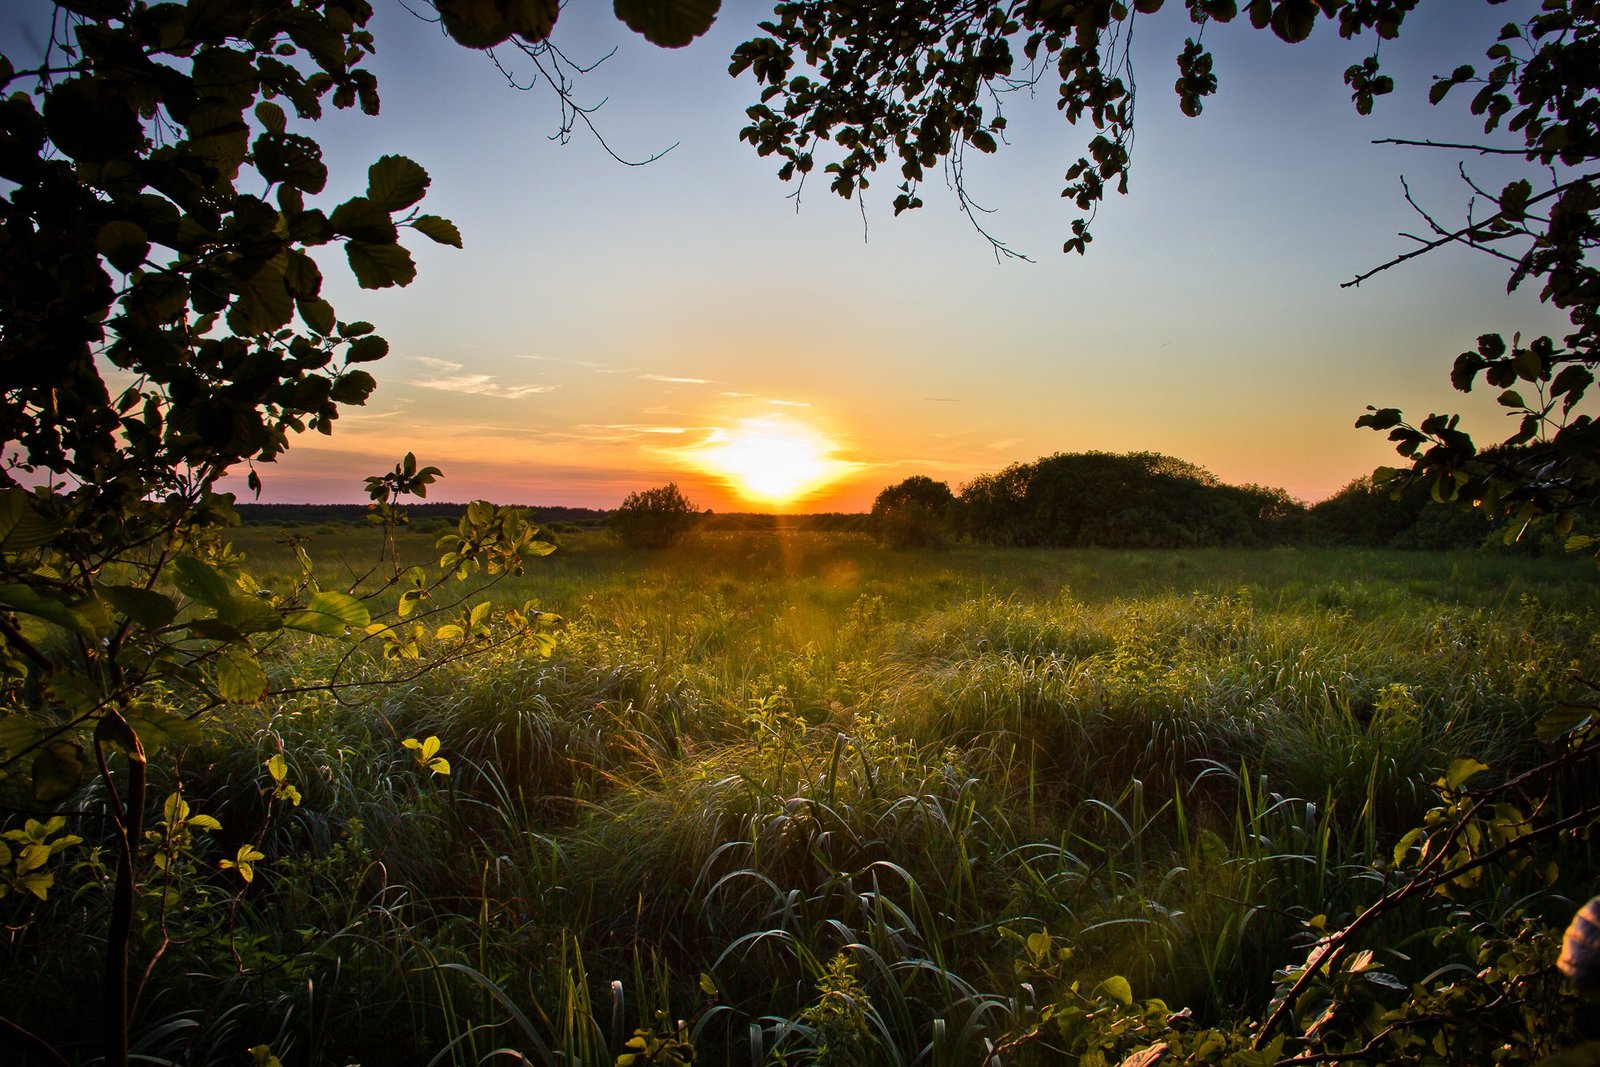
<box><xmin>6</xmin><ymin>525</ymin><xmax>1598</xmax><ymax>1064</ymax></box>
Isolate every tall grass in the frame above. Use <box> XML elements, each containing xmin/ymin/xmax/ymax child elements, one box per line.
<box><xmin>4</xmin><ymin>532</ymin><xmax>1594</xmax><ymax>1063</ymax></box>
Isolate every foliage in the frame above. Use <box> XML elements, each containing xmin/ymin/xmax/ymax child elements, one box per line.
<box><xmin>731</xmin><ymin>0</ymin><xmax>1422</xmax><ymax>256</ymax></box>
<box><xmin>954</xmin><ymin>451</ymin><xmax>1304</xmax><ymax>547</ymax></box>
<box><xmin>610</xmin><ymin>483</ymin><xmax>704</xmax><ymax>549</ymax></box>
<box><xmin>870</xmin><ymin>475</ymin><xmax>954</xmax><ymax>549</ymax></box>
<box><xmin>1345</xmin><ymin>2</ymin><xmax>1600</xmax><ymax>558</ymax></box>
<box><xmin>1311</xmin><ymin>472</ymin><xmax>1500</xmax><ymax>548</ymax></box>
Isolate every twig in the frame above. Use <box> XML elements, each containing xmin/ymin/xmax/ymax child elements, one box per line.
<box><xmin>1342</xmin><ymin>170</ymin><xmax>1600</xmax><ymax>289</ymax></box>
<box><xmin>1373</xmin><ymin>137</ymin><xmax>1529</xmax><ymax>156</ymax></box>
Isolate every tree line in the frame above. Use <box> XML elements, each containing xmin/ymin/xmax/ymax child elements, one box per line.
<box><xmin>870</xmin><ymin>451</ymin><xmax>1511</xmax><ymax>551</ymax></box>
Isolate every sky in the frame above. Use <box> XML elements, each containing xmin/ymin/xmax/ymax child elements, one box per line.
<box><xmin>3</xmin><ymin>0</ymin><xmax>1578</xmax><ymax>512</ymax></box>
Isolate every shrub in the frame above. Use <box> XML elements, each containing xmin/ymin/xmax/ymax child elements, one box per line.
<box><xmin>871</xmin><ymin>476</ymin><xmax>955</xmax><ymax>548</ymax></box>
<box><xmin>611</xmin><ymin>483</ymin><xmax>702</xmax><ymax>548</ymax></box>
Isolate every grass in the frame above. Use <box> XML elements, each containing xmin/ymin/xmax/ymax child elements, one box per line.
<box><xmin>4</xmin><ymin>528</ymin><xmax>1596</xmax><ymax>1064</ymax></box>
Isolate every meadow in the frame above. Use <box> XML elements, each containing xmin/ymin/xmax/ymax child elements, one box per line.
<box><xmin>6</xmin><ymin>524</ymin><xmax>1597</xmax><ymax>1064</ymax></box>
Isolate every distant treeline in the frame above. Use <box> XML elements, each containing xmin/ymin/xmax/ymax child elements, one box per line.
<box><xmin>871</xmin><ymin>451</ymin><xmax>1512</xmax><ymax>551</ymax></box>
<box><xmin>239</xmin><ymin>448</ymin><xmax>1537</xmax><ymax>553</ymax></box>
<box><xmin>236</xmin><ymin>502</ymin><xmax>610</xmax><ymax>529</ymax></box>
<box><xmin>235</xmin><ymin>503</ymin><xmax>873</xmax><ymax>534</ymax></box>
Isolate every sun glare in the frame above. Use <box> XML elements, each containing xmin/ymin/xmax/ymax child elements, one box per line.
<box><xmin>682</xmin><ymin>417</ymin><xmax>854</xmax><ymax>505</ymax></box>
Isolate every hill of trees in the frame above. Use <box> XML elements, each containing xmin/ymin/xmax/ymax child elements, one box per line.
<box><xmin>870</xmin><ymin>451</ymin><xmax>1507</xmax><ymax>551</ymax></box>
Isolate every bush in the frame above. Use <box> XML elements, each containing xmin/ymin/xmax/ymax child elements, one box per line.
<box><xmin>871</xmin><ymin>476</ymin><xmax>955</xmax><ymax>548</ymax></box>
<box><xmin>610</xmin><ymin>483</ymin><xmax>702</xmax><ymax>548</ymax></box>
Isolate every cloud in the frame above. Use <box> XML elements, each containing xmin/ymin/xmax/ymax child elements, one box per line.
<box><xmin>408</xmin><ymin>373</ymin><xmax>555</xmax><ymax>399</ymax></box>
<box><xmin>337</xmin><ymin>407</ymin><xmax>409</xmax><ymax>423</ymax></box>
<box><xmin>924</xmin><ymin>396</ymin><xmax>961</xmax><ymax>402</ymax></box>
<box><xmin>597</xmin><ymin>424</ymin><xmax>690</xmax><ymax>435</ymax></box>
<box><xmin>767</xmin><ymin>398</ymin><xmax>811</xmax><ymax>408</ymax></box>
<box><xmin>414</xmin><ymin>356</ymin><xmax>464</xmax><ymax>371</ymax></box>
<box><xmin>643</xmin><ymin>374</ymin><xmax>715</xmax><ymax>385</ymax></box>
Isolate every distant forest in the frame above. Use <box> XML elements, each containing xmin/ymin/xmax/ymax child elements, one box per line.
<box><xmin>237</xmin><ymin>450</ymin><xmax>1529</xmax><ymax>552</ymax></box>
<box><xmin>869</xmin><ymin>452</ymin><xmax>1524</xmax><ymax>552</ymax></box>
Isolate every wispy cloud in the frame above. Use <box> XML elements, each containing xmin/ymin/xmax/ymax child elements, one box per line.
<box><xmin>408</xmin><ymin>373</ymin><xmax>555</xmax><ymax>400</ymax></box>
<box><xmin>986</xmin><ymin>438</ymin><xmax>1021</xmax><ymax>451</ymax></box>
<box><xmin>767</xmin><ymin>398</ymin><xmax>811</xmax><ymax>408</ymax></box>
<box><xmin>598</xmin><ymin>424</ymin><xmax>689</xmax><ymax>435</ymax></box>
<box><xmin>337</xmin><ymin>407</ymin><xmax>409</xmax><ymax>423</ymax></box>
<box><xmin>719</xmin><ymin>391</ymin><xmax>754</xmax><ymax>398</ymax></box>
<box><xmin>643</xmin><ymin>374</ymin><xmax>714</xmax><ymax>385</ymax></box>
<box><xmin>924</xmin><ymin>396</ymin><xmax>961</xmax><ymax>403</ymax></box>
<box><xmin>414</xmin><ymin>356</ymin><xmax>463</xmax><ymax>372</ymax></box>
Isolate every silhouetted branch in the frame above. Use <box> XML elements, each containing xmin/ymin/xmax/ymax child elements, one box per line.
<box><xmin>1373</xmin><ymin>137</ymin><xmax>1529</xmax><ymax>156</ymax></box>
<box><xmin>1343</xmin><ymin>170</ymin><xmax>1600</xmax><ymax>288</ymax></box>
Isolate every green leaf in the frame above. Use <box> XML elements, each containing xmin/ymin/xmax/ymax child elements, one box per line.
<box><xmin>345</xmin><ymin>241</ymin><xmax>416</xmax><ymax>289</ymax></box>
<box><xmin>254</xmin><ymin>131</ymin><xmax>328</xmax><ymax>194</ymax></box>
<box><xmin>124</xmin><ymin>703</ymin><xmax>206</xmax><ymax>749</ymax></box>
<box><xmin>331</xmin><ymin>369</ymin><xmax>377</xmax><ymax>404</ymax></box>
<box><xmin>1514</xmin><ymin>345</ymin><xmax>1544</xmax><ymax>382</ymax></box>
<box><xmin>613</xmin><ymin>0</ymin><xmax>720</xmax><ymax>48</ymax></box>
<box><xmin>366</xmin><ymin>155</ymin><xmax>430</xmax><ymax>211</ymax></box>
<box><xmin>94</xmin><ymin>712</ymin><xmax>138</xmax><ymax>754</ymax></box>
<box><xmin>412</xmin><ymin>215</ymin><xmax>463</xmax><ymax>248</ymax></box>
<box><xmin>298</xmin><ymin>296</ymin><xmax>336</xmax><ymax>335</ymax></box>
<box><xmin>254</xmin><ymin>100</ymin><xmax>287</xmax><ymax>133</ymax></box>
<box><xmin>43</xmin><ymin>75</ymin><xmax>143</xmax><ymax>161</ymax></box>
<box><xmin>329</xmin><ymin>197</ymin><xmax>397</xmax><ymax>243</ymax></box>
<box><xmin>436</xmin><ymin>0</ymin><xmax>516</xmax><ymax>49</ymax></box>
<box><xmin>32</xmin><ymin>741</ymin><xmax>85</xmax><ymax>804</ymax></box>
<box><xmin>0</xmin><ymin>584</ymin><xmax>107</xmax><ymax>639</ymax></box>
<box><xmin>0</xmin><ymin>715</ymin><xmax>44</xmax><ymax>756</ymax></box>
<box><xmin>173</xmin><ymin>557</ymin><xmax>235</xmax><ymax>610</ymax></box>
<box><xmin>0</xmin><ymin>489</ymin><xmax>58</xmax><ymax>551</ymax></box>
<box><xmin>1538</xmin><ymin>703</ymin><xmax>1595</xmax><ymax>742</ymax></box>
<box><xmin>217</xmin><ymin>648</ymin><xmax>268</xmax><ymax>702</ymax></box>
<box><xmin>347</xmin><ymin>335</ymin><xmax>389</xmax><ymax>363</ymax></box>
<box><xmin>1444</xmin><ymin>757</ymin><xmax>1489</xmax><ymax>790</ymax></box>
<box><xmin>99</xmin><ymin>585</ymin><xmax>178</xmax><ymax>629</ymax></box>
<box><xmin>1269</xmin><ymin>0</ymin><xmax>1317</xmax><ymax>43</ymax></box>
<box><xmin>1026</xmin><ymin>931</ymin><xmax>1051</xmax><ymax>959</ymax></box>
<box><xmin>284</xmin><ymin>590</ymin><xmax>370</xmax><ymax>637</ymax></box>
<box><xmin>1099</xmin><ymin>974</ymin><xmax>1133</xmax><ymax>1006</ymax></box>
<box><xmin>216</xmin><ymin>594</ymin><xmax>282</xmax><ymax>636</ymax></box>
<box><xmin>96</xmin><ymin>220</ymin><xmax>150</xmax><ymax>273</ymax></box>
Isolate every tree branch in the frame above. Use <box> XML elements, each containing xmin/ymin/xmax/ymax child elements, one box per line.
<box><xmin>1343</xmin><ymin>171</ymin><xmax>1600</xmax><ymax>289</ymax></box>
<box><xmin>1372</xmin><ymin>137</ymin><xmax>1529</xmax><ymax>156</ymax></box>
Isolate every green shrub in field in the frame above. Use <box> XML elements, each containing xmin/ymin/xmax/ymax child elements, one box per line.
<box><xmin>871</xmin><ymin>475</ymin><xmax>955</xmax><ymax>549</ymax></box>
<box><xmin>611</xmin><ymin>484</ymin><xmax>703</xmax><ymax>549</ymax></box>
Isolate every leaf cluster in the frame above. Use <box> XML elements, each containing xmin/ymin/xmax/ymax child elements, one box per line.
<box><xmin>730</xmin><ymin>0</ymin><xmax>1418</xmax><ymax>254</ymax></box>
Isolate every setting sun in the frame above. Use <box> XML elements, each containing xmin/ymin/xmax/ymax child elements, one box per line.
<box><xmin>678</xmin><ymin>417</ymin><xmax>856</xmax><ymax>506</ymax></box>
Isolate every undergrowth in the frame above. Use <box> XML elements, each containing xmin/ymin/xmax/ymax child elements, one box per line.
<box><xmin>2</xmin><ymin>535</ymin><xmax>1596</xmax><ymax>1064</ymax></box>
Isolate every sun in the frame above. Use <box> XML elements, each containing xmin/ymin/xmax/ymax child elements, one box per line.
<box><xmin>681</xmin><ymin>417</ymin><xmax>855</xmax><ymax>505</ymax></box>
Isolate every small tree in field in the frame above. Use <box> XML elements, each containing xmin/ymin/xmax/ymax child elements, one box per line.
<box><xmin>610</xmin><ymin>483</ymin><xmax>702</xmax><ymax>548</ymax></box>
<box><xmin>871</xmin><ymin>475</ymin><xmax>954</xmax><ymax>549</ymax></box>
